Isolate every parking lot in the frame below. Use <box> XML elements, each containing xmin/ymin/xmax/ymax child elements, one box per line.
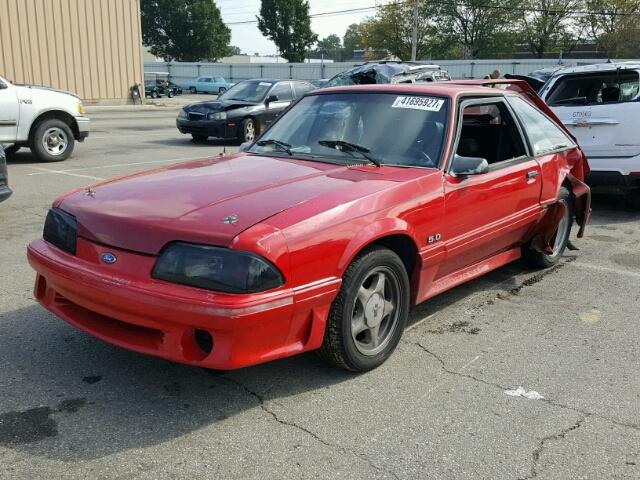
<box><xmin>1</xmin><ymin>105</ymin><xmax>639</xmax><ymax>479</ymax></box>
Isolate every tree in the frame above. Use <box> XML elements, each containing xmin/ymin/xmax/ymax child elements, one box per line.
<box><xmin>358</xmin><ymin>2</ymin><xmax>438</xmax><ymax>60</ymax></box>
<box><xmin>583</xmin><ymin>0</ymin><xmax>640</xmax><ymax>57</ymax></box>
<box><xmin>228</xmin><ymin>46</ymin><xmax>243</xmax><ymax>56</ymax></box>
<box><xmin>141</xmin><ymin>0</ymin><xmax>231</xmax><ymax>62</ymax></box>
<box><xmin>316</xmin><ymin>34</ymin><xmax>343</xmax><ymax>61</ymax></box>
<box><xmin>343</xmin><ymin>23</ymin><xmax>364</xmax><ymax>59</ymax></box>
<box><xmin>432</xmin><ymin>0</ymin><xmax>521</xmax><ymax>58</ymax></box>
<box><xmin>257</xmin><ymin>0</ymin><xmax>318</xmax><ymax>62</ymax></box>
<box><xmin>518</xmin><ymin>0</ymin><xmax>582</xmax><ymax>58</ymax></box>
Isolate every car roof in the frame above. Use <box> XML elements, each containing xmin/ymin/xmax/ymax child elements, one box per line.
<box><xmin>553</xmin><ymin>62</ymin><xmax>640</xmax><ymax>76</ymax></box>
<box><xmin>313</xmin><ymin>83</ymin><xmax>505</xmax><ymax>99</ymax></box>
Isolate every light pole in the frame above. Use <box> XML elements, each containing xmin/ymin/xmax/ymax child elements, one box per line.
<box><xmin>411</xmin><ymin>0</ymin><xmax>419</xmax><ymax>61</ymax></box>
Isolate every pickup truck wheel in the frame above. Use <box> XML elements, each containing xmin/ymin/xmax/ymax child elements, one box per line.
<box><xmin>522</xmin><ymin>187</ymin><xmax>572</xmax><ymax>268</ymax></box>
<box><xmin>30</xmin><ymin>119</ymin><xmax>75</xmax><ymax>162</ymax></box>
<box><xmin>318</xmin><ymin>246</ymin><xmax>409</xmax><ymax>372</ymax></box>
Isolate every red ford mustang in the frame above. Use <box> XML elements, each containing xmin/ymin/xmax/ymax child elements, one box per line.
<box><xmin>27</xmin><ymin>81</ymin><xmax>591</xmax><ymax>372</ymax></box>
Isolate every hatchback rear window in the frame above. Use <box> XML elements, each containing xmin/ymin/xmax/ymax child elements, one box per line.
<box><xmin>546</xmin><ymin>71</ymin><xmax>640</xmax><ymax>106</ymax></box>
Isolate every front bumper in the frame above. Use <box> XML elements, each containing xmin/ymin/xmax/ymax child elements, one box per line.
<box><xmin>76</xmin><ymin>116</ymin><xmax>90</xmax><ymax>141</ymax></box>
<box><xmin>176</xmin><ymin>118</ymin><xmax>238</xmax><ymax>139</ymax></box>
<box><xmin>27</xmin><ymin>238</ymin><xmax>340</xmax><ymax>369</ymax></box>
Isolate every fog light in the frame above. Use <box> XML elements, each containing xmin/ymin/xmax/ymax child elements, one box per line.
<box><xmin>194</xmin><ymin>329</ymin><xmax>213</xmax><ymax>355</ymax></box>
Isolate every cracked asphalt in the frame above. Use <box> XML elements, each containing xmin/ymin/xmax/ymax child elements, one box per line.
<box><xmin>1</xmin><ymin>106</ymin><xmax>639</xmax><ymax>479</ymax></box>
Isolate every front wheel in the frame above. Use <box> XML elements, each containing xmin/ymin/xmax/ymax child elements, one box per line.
<box><xmin>218</xmin><ymin>87</ymin><xmax>226</xmax><ymax>94</ymax></box>
<box><xmin>318</xmin><ymin>246</ymin><xmax>410</xmax><ymax>372</ymax></box>
<box><xmin>30</xmin><ymin>119</ymin><xmax>75</xmax><ymax>162</ymax></box>
<box><xmin>522</xmin><ymin>187</ymin><xmax>573</xmax><ymax>268</ymax></box>
<box><xmin>240</xmin><ymin>118</ymin><xmax>257</xmax><ymax>143</ymax></box>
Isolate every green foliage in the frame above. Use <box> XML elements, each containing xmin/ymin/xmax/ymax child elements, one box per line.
<box><xmin>518</xmin><ymin>0</ymin><xmax>582</xmax><ymax>58</ymax></box>
<box><xmin>141</xmin><ymin>0</ymin><xmax>231</xmax><ymax>62</ymax></box>
<box><xmin>583</xmin><ymin>0</ymin><xmax>640</xmax><ymax>57</ymax></box>
<box><xmin>342</xmin><ymin>24</ymin><xmax>364</xmax><ymax>59</ymax></box>
<box><xmin>257</xmin><ymin>0</ymin><xmax>318</xmax><ymax>63</ymax></box>
<box><xmin>228</xmin><ymin>46</ymin><xmax>243</xmax><ymax>56</ymax></box>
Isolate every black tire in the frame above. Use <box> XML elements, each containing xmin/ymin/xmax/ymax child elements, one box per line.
<box><xmin>190</xmin><ymin>87</ymin><xmax>197</xmax><ymax>94</ymax></box>
<box><xmin>627</xmin><ymin>190</ymin><xmax>640</xmax><ymax>209</ymax></box>
<box><xmin>218</xmin><ymin>87</ymin><xmax>226</xmax><ymax>94</ymax></box>
<box><xmin>29</xmin><ymin>118</ymin><xmax>75</xmax><ymax>162</ymax></box>
<box><xmin>168</xmin><ymin>90</ymin><xmax>174</xmax><ymax>98</ymax></box>
<box><xmin>522</xmin><ymin>187</ymin><xmax>573</xmax><ymax>268</ymax></box>
<box><xmin>318</xmin><ymin>246</ymin><xmax>410</xmax><ymax>372</ymax></box>
<box><xmin>3</xmin><ymin>145</ymin><xmax>20</xmax><ymax>158</ymax></box>
<box><xmin>151</xmin><ymin>91</ymin><xmax>159</xmax><ymax>99</ymax></box>
<box><xmin>240</xmin><ymin>118</ymin><xmax>257</xmax><ymax>143</ymax></box>
<box><xmin>192</xmin><ymin>134</ymin><xmax>208</xmax><ymax>142</ymax></box>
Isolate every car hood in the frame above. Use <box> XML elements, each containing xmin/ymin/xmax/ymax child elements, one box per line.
<box><xmin>184</xmin><ymin>99</ymin><xmax>258</xmax><ymax>113</ymax></box>
<box><xmin>56</xmin><ymin>154</ymin><xmax>402</xmax><ymax>255</ymax></box>
<box><xmin>15</xmin><ymin>84</ymin><xmax>80</xmax><ymax>100</ymax></box>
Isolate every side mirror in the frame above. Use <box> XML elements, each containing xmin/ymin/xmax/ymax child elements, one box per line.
<box><xmin>450</xmin><ymin>154</ymin><xmax>489</xmax><ymax>176</ymax></box>
<box><xmin>266</xmin><ymin>94</ymin><xmax>278</xmax><ymax>104</ymax></box>
<box><xmin>239</xmin><ymin>141</ymin><xmax>253</xmax><ymax>152</ymax></box>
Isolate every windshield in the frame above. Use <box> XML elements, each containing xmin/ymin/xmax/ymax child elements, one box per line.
<box><xmin>219</xmin><ymin>80</ymin><xmax>273</xmax><ymax>102</ymax></box>
<box><xmin>249</xmin><ymin>92</ymin><xmax>449</xmax><ymax>168</ymax></box>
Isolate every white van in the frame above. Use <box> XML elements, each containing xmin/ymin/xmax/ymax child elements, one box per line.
<box><xmin>539</xmin><ymin>63</ymin><xmax>640</xmax><ymax>199</ymax></box>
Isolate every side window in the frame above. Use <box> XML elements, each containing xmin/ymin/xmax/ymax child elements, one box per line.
<box><xmin>456</xmin><ymin>101</ymin><xmax>526</xmax><ymax>165</ymax></box>
<box><xmin>202</xmin><ymin>77</ymin><xmax>213</xmax><ymax>83</ymax></box>
<box><xmin>507</xmin><ymin>96</ymin><xmax>574</xmax><ymax>156</ymax></box>
<box><xmin>269</xmin><ymin>82</ymin><xmax>293</xmax><ymax>102</ymax></box>
<box><xmin>546</xmin><ymin>71</ymin><xmax>639</xmax><ymax>106</ymax></box>
<box><xmin>293</xmin><ymin>82</ymin><xmax>314</xmax><ymax>98</ymax></box>
<box><xmin>215</xmin><ymin>77</ymin><xmax>224</xmax><ymax>83</ymax></box>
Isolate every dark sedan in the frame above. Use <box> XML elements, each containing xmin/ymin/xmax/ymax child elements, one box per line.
<box><xmin>176</xmin><ymin>79</ymin><xmax>315</xmax><ymax>143</ymax></box>
<box><xmin>0</xmin><ymin>146</ymin><xmax>12</xmax><ymax>202</ymax></box>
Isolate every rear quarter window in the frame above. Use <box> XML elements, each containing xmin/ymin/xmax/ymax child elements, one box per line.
<box><xmin>546</xmin><ymin>71</ymin><xmax>640</xmax><ymax>106</ymax></box>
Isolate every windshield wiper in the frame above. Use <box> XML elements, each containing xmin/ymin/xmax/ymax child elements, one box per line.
<box><xmin>318</xmin><ymin>140</ymin><xmax>381</xmax><ymax>167</ymax></box>
<box><xmin>553</xmin><ymin>96</ymin><xmax>588</xmax><ymax>105</ymax></box>
<box><xmin>256</xmin><ymin>139</ymin><xmax>293</xmax><ymax>156</ymax></box>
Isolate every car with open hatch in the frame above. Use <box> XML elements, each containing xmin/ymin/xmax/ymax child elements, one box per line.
<box><xmin>176</xmin><ymin>78</ymin><xmax>315</xmax><ymax>143</ymax></box>
<box><xmin>28</xmin><ymin>81</ymin><xmax>591</xmax><ymax>372</ymax></box>
<box><xmin>538</xmin><ymin>62</ymin><xmax>640</xmax><ymax>205</ymax></box>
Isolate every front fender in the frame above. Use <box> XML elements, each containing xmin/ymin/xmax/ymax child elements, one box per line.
<box><xmin>337</xmin><ymin>217</ymin><xmax>419</xmax><ymax>274</ymax></box>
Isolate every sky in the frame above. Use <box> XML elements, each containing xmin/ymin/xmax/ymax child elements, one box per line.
<box><xmin>218</xmin><ymin>0</ymin><xmax>389</xmax><ymax>56</ymax></box>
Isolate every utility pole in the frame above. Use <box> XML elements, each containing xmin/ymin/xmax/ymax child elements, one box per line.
<box><xmin>411</xmin><ymin>0</ymin><xmax>419</xmax><ymax>61</ymax></box>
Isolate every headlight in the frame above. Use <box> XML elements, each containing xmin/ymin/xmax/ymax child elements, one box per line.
<box><xmin>152</xmin><ymin>242</ymin><xmax>284</xmax><ymax>294</ymax></box>
<box><xmin>43</xmin><ymin>208</ymin><xmax>77</xmax><ymax>255</ymax></box>
<box><xmin>77</xmin><ymin>103</ymin><xmax>85</xmax><ymax>115</ymax></box>
<box><xmin>207</xmin><ymin>111</ymin><xmax>227</xmax><ymax>120</ymax></box>
<box><xmin>178</xmin><ymin>109</ymin><xmax>188</xmax><ymax>119</ymax></box>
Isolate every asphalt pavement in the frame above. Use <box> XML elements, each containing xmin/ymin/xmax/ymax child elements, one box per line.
<box><xmin>0</xmin><ymin>105</ymin><xmax>638</xmax><ymax>479</ymax></box>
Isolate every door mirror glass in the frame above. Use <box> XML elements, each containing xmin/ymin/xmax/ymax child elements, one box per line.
<box><xmin>451</xmin><ymin>154</ymin><xmax>489</xmax><ymax>176</ymax></box>
<box><xmin>266</xmin><ymin>94</ymin><xmax>278</xmax><ymax>104</ymax></box>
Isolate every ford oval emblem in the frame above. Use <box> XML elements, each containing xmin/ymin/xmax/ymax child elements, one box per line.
<box><xmin>101</xmin><ymin>252</ymin><xmax>117</xmax><ymax>264</ymax></box>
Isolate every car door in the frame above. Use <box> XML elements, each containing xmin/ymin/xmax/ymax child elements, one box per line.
<box><xmin>439</xmin><ymin>97</ymin><xmax>542</xmax><ymax>278</ymax></box>
<box><xmin>198</xmin><ymin>77</ymin><xmax>213</xmax><ymax>93</ymax></box>
<box><xmin>0</xmin><ymin>78</ymin><xmax>18</xmax><ymax>142</ymax></box>
<box><xmin>263</xmin><ymin>82</ymin><xmax>294</xmax><ymax>127</ymax></box>
<box><xmin>542</xmin><ymin>69</ymin><xmax>640</xmax><ymax>168</ymax></box>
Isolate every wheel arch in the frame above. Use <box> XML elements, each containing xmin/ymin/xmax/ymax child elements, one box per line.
<box><xmin>29</xmin><ymin>110</ymin><xmax>79</xmax><ymax>142</ymax></box>
<box><xmin>338</xmin><ymin>219</ymin><xmax>420</xmax><ymax>282</ymax></box>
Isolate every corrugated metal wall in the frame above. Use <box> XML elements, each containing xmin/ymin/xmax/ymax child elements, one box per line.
<box><xmin>0</xmin><ymin>0</ymin><xmax>144</xmax><ymax>102</ymax></box>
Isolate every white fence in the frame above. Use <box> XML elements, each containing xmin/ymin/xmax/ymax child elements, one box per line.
<box><xmin>145</xmin><ymin>58</ymin><xmax>636</xmax><ymax>84</ymax></box>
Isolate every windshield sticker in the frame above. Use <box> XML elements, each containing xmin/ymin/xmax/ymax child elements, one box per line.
<box><xmin>392</xmin><ymin>96</ymin><xmax>444</xmax><ymax>112</ymax></box>
<box><xmin>259</xmin><ymin>82</ymin><xmax>272</xmax><ymax>87</ymax></box>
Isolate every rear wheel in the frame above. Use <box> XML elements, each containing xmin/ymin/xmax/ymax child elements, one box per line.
<box><xmin>318</xmin><ymin>246</ymin><xmax>409</xmax><ymax>372</ymax></box>
<box><xmin>30</xmin><ymin>119</ymin><xmax>75</xmax><ymax>162</ymax></box>
<box><xmin>523</xmin><ymin>187</ymin><xmax>572</xmax><ymax>268</ymax></box>
<box><xmin>151</xmin><ymin>91</ymin><xmax>159</xmax><ymax>99</ymax></box>
<box><xmin>190</xmin><ymin>87</ymin><xmax>197</xmax><ymax>94</ymax></box>
<box><xmin>167</xmin><ymin>90</ymin><xmax>174</xmax><ymax>98</ymax></box>
<box><xmin>192</xmin><ymin>134</ymin><xmax>208</xmax><ymax>142</ymax></box>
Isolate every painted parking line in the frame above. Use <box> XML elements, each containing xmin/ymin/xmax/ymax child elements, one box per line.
<box><xmin>27</xmin><ymin>155</ymin><xmax>207</xmax><ymax>176</ymax></box>
<box><xmin>27</xmin><ymin>167</ymin><xmax>105</xmax><ymax>181</ymax></box>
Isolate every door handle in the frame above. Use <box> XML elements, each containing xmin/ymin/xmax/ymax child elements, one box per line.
<box><xmin>527</xmin><ymin>170</ymin><xmax>538</xmax><ymax>180</ymax></box>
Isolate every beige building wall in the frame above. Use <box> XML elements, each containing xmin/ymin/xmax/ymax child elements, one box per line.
<box><xmin>0</xmin><ymin>0</ymin><xmax>144</xmax><ymax>103</ymax></box>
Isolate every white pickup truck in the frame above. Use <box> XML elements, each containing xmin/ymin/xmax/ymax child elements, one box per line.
<box><xmin>0</xmin><ymin>75</ymin><xmax>90</xmax><ymax>162</ymax></box>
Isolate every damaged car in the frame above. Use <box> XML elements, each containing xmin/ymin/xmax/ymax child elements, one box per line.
<box><xmin>177</xmin><ymin>79</ymin><xmax>315</xmax><ymax>143</ymax></box>
<box><xmin>538</xmin><ymin>62</ymin><xmax>640</xmax><ymax>204</ymax></box>
<box><xmin>326</xmin><ymin>61</ymin><xmax>451</xmax><ymax>87</ymax></box>
<box><xmin>28</xmin><ymin>81</ymin><xmax>590</xmax><ymax>373</ymax></box>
